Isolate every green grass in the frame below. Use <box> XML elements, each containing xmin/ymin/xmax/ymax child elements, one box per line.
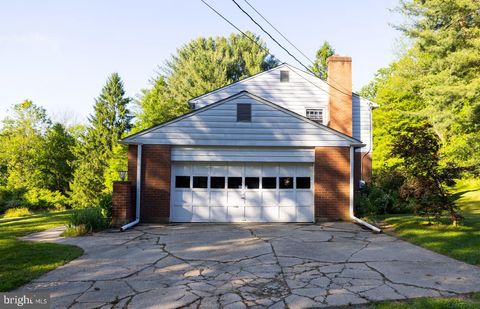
<box><xmin>0</xmin><ymin>211</ymin><xmax>83</xmax><ymax>291</ymax></box>
<box><xmin>378</xmin><ymin>178</ymin><xmax>480</xmax><ymax>266</ymax></box>
<box><xmin>369</xmin><ymin>292</ymin><xmax>480</xmax><ymax>309</ymax></box>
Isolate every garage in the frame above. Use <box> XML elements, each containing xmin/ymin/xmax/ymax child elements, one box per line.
<box><xmin>170</xmin><ymin>162</ymin><xmax>314</xmax><ymax>222</ymax></box>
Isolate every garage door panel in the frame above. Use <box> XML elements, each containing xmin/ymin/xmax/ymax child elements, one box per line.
<box><xmin>228</xmin><ymin>164</ymin><xmax>243</xmax><ymax>176</ymax></box>
<box><xmin>261</xmin><ymin>190</ymin><xmax>277</xmax><ymax>206</ymax></box>
<box><xmin>228</xmin><ymin>206</ymin><xmax>244</xmax><ymax>221</ymax></box>
<box><xmin>192</xmin><ymin>206</ymin><xmax>210</xmax><ymax>221</ymax></box>
<box><xmin>245</xmin><ymin>207</ymin><xmax>262</xmax><ymax>221</ymax></box>
<box><xmin>227</xmin><ymin>190</ymin><xmax>243</xmax><ymax>206</ymax></box>
<box><xmin>174</xmin><ymin>191</ymin><xmax>192</xmax><ymax>205</ymax></box>
<box><xmin>210</xmin><ymin>191</ymin><xmax>227</xmax><ymax>206</ymax></box>
<box><xmin>193</xmin><ymin>164</ymin><xmax>209</xmax><ymax>175</ymax></box>
<box><xmin>297</xmin><ymin>207</ymin><xmax>313</xmax><ymax>222</ymax></box>
<box><xmin>211</xmin><ymin>207</ymin><xmax>227</xmax><ymax>221</ymax></box>
<box><xmin>245</xmin><ymin>191</ymin><xmax>261</xmax><ymax>206</ymax></box>
<box><xmin>262</xmin><ymin>164</ymin><xmax>278</xmax><ymax>177</ymax></box>
<box><xmin>279</xmin><ymin>191</ymin><xmax>296</xmax><ymax>207</ymax></box>
<box><xmin>263</xmin><ymin>207</ymin><xmax>279</xmax><ymax>221</ymax></box>
<box><xmin>210</xmin><ymin>165</ymin><xmax>227</xmax><ymax>176</ymax></box>
<box><xmin>173</xmin><ymin>162</ymin><xmax>191</xmax><ymax>174</ymax></box>
<box><xmin>297</xmin><ymin>191</ymin><xmax>313</xmax><ymax>206</ymax></box>
<box><xmin>192</xmin><ymin>190</ymin><xmax>209</xmax><ymax>206</ymax></box>
<box><xmin>279</xmin><ymin>165</ymin><xmax>295</xmax><ymax>176</ymax></box>
<box><xmin>279</xmin><ymin>206</ymin><xmax>296</xmax><ymax>221</ymax></box>
<box><xmin>172</xmin><ymin>206</ymin><xmax>193</xmax><ymax>221</ymax></box>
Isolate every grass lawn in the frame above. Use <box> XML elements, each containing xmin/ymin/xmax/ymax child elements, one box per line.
<box><xmin>368</xmin><ymin>292</ymin><xmax>480</xmax><ymax>309</ymax></box>
<box><xmin>378</xmin><ymin>178</ymin><xmax>480</xmax><ymax>266</ymax></box>
<box><xmin>0</xmin><ymin>211</ymin><xmax>83</xmax><ymax>291</ymax></box>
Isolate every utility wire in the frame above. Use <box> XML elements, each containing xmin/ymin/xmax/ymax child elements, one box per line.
<box><xmin>241</xmin><ymin>0</ymin><xmax>315</xmax><ymax>65</ymax></box>
<box><xmin>199</xmin><ymin>0</ymin><xmax>352</xmax><ymax>99</ymax></box>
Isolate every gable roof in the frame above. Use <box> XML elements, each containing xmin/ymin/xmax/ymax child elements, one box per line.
<box><xmin>189</xmin><ymin>63</ymin><xmax>379</xmax><ymax>109</ymax></box>
<box><xmin>122</xmin><ymin>91</ymin><xmax>364</xmax><ymax>147</ymax></box>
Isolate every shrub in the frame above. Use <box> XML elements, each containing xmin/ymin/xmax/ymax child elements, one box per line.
<box><xmin>0</xmin><ymin>187</ymin><xmax>27</xmax><ymax>213</ymax></box>
<box><xmin>99</xmin><ymin>193</ymin><xmax>112</xmax><ymax>220</ymax></box>
<box><xmin>64</xmin><ymin>208</ymin><xmax>109</xmax><ymax>236</ymax></box>
<box><xmin>3</xmin><ymin>207</ymin><xmax>32</xmax><ymax>218</ymax></box>
<box><xmin>24</xmin><ymin>188</ymin><xmax>69</xmax><ymax>210</ymax></box>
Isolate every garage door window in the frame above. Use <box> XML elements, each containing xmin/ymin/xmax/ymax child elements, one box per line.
<box><xmin>262</xmin><ymin>177</ymin><xmax>277</xmax><ymax>189</ymax></box>
<box><xmin>175</xmin><ymin>176</ymin><xmax>190</xmax><ymax>188</ymax></box>
<box><xmin>192</xmin><ymin>176</ymin><xmax>208</xmax><ymax>188</ymax></box>
<box><xmin>245</xmin><ymin>177</ymin><xmax>259</xmax><ymax>189</ymax></box>
<box><xmin>211</xmin><ymin>177</ymin><xmax>225</xmax><ymax>189</ymax></box>
<box><xmin>228</xmin><ymin>177</ymin><xmax>242</xmax><ymax>189</ymax></box>
<box><xmin>296</xmin><ymin>177</ymin><xmax>311</xmax><ymax>189</ymax></box>
<box><xmin>279</xmin><ymin>177</ymin><xmax>294</xmax><ymax>189</ymax></box>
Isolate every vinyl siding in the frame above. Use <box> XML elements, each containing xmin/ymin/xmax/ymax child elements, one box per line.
<box><xmin>191</xmin><ymin>64</ymin><xmax>373</xmax><ymax>147</ymax></box>
<box><xmin>124</xmin><ymin>93</ymin><xmax>355</xmax><ymax>147</ymax></box>
<box><xmin>172</xmin><ymin>146</ymin><xmax>314</xmax><ymax>162</ymax></box>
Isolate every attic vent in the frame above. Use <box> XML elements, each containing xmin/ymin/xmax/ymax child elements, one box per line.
<box><xmin>280</xmin><ymin>70</ymin><xmax>289</xmax><ymax>82</ymax></box>
<box><xmin>237</xmin><ymin>103</ymin><xmax>251</xmax><ymax>122</ymax></box>
<box><xmin>306</xmin><ymin>108</ymin><xmax>325</xmax><ymax>124</ymax></box>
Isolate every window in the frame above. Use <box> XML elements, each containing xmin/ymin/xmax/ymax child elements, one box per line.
<box><xmin>192</xmin><ymin>176</ymin><xmax>208</xmax><ymax>188</ymax></box>
<box><xmin>280</xmin><ymin>70</ymin><xmax>289</xmax><ymax>82</ymax></box>
<box><xmin>279</xmin><ymin>177</ymin><xmax>294</xmax><ymax>189</ymax></box>
<box><xmin>262</xmin><ymin>177</ymin><xmax>277</xmax><ymax>189</ymax></box>
<box><xmin>237</xmin><ymin>103</ymin><xmax>251</xmax><ymax>122</ymax></box>
<box><xmin>211</xmin><ymin>177</ymin><xmax>225</xmax><ymax>189</ymax></box>
<box><xmin>306</xmin><ymin>109</ymin><xmax>325</xmax><ymax>124</ymax></box>
<box><xmin>296</xmin><ymin>177</ymin><xmax>311</xmax><ymax>189</ymax></box>
<box><xmin>175</xmin><ymin>176</ymin><xmax>190</xmax><ymax>188</ymax></box>
<box><xmin>245</xmin><ymin>177</ymin><xmax>259</xmax><ymax>189</ymax></box>
<box><xmin>228</xmin><ymin>177</ymin><xmax>243</xmax><ymax>189</ymax></box>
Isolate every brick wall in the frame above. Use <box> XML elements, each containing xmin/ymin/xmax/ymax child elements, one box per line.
<box><xmin>327</xmin><ymin>56</ymin><xmax>352</xmax><ymax>137</ymax></box>
<box><xmin>315</xmin><ymin>146</ymin><xmax>351</xmax><ymax>220</ymax></box>
<box><xmin>112</xmin><ymin>181</ymin><xmax>133</xmax><ymax>226</ymax></box>
<box><xmin>140</xmin><ymin>144</ymin><xmax>171</xmax><ymax>222</ymax></box>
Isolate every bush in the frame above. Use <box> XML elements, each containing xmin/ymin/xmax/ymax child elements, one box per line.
<box><xmin>64</xmin><ymin>208</ymin><xmax>109</xmax><ymax>236</ymax></box>
<box><xmin>3</xmin><ymin>207</ymin><xmax>32</xmax><ymax>218</ymax></box>
<box><xmin>99</xmin><ymin>193</ymin><xmax>112</xmax><ymax>220</ymax></box>
<box><xmin>0</xmin><ymin>187</ymin><xmax>27</xmax><ymax>213</ymax></box>
<box><xmin>24</xmin><ymin>188</ymin><xmax>69</xmax><ymax>210</ymax></box>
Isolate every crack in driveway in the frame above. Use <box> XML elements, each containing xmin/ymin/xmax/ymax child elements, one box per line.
<box><xmin>17</xmin><ymin>223</ymin><xmax>480</xmax><ymax>308</ymax></box>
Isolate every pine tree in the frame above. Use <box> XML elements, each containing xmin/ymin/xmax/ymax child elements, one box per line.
<box><xmin>70</xmin><ymin>73</ymin><xmax>132</xmax><ymax>208</ymax></box>
<box><xmin>311</xmin><ymin>41</ymin><xmax>335</xmax><ymax>80</ymax></box>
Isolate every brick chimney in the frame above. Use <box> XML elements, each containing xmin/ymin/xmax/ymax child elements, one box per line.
<box><xmin>327</xmin><ymin>55</ymin><xmax>352</xmax><ymax>136</ymax></box>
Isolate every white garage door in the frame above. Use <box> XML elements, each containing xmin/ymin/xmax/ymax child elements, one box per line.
<box><xmin>170</xmin><ymin>162</ymin><xmax>314</xmax><ymax>222</ymax></box>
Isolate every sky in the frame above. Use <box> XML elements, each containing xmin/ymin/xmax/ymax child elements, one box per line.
<box><xmin>0</xmin><ymin>0</ymin><xmax>403</xmax><ymax>124</ymax></box>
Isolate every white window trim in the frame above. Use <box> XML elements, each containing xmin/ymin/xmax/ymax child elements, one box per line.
<box><xmin>306</xmin><ymin>108</ymin><xmax>326</xmax><ymax>125</ymax></box>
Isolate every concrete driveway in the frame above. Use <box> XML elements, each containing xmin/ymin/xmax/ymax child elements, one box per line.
<box><xmin>19</xmin><ymin>223</ymin><xmax>480</xmax><ymax>308</ymax></box>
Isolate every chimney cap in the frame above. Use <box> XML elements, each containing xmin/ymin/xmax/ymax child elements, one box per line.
<box><xmin>327</xmin><ymin>55</ymin><xmax>352</xmax><ymax>63</ymax></box>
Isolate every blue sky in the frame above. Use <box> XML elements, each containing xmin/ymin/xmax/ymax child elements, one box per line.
<box><xmin>0</xmin><ymin>0</ymin><xmax>403</xmax><ymax>124</ymax></box>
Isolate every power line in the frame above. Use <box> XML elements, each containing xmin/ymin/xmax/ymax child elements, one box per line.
<box><xmin>241</xmin><ymin>0</ymin><xmax>315</xmax><ymax>66</ymax></box>
<box><xmin>230</xmin><ymin>0</ymin><xmax>314</xmax><ymax>74</ymax></box>
<box><xmin>199</xmin><ymin>0</ymin><xmax>352</xmax><ymax>99</ymax></box>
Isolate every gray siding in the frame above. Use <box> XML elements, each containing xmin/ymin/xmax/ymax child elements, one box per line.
<box><xmin>172</xmin><ymin>146</ymin><xmax>314</xmax><ymax>162</ymax></box>
<box><xmin>191</xmin><ymin>64</ymin><xmax>373</xmax><ymax>148</ymax></box>
<box><xmin>124</xmin><ymin>93</ymin><xmax>355</xmax><ymax>147</ymax></box>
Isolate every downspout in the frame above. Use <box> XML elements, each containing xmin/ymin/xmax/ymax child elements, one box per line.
<box><xmin>350</xmin><ymin>146</ymin><xmax>381</xmax><ymax>233</ymax></box>
<box><xmin>360</xmin><ymin>104</ymin><xmax>373</xmax><ymax>180</ymax></box>
<box><xmin>120</xmin><ymin>144</ymin><xmax>142</xmax><ymax>231</ymax></box>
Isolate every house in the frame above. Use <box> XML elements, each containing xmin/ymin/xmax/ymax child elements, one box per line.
<box><xmin>112</xmin><ymin>56</ymin><xmax>378</xmax><ymax>227</ymax></box>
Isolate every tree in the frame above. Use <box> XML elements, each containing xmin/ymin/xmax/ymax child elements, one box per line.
<box><xmin>391</xmin><ymin>123</ymin><xmax>461</xmax><ymax>225</ymax></box>
<box><xmin>310</xmin><ymin>41</ymin><xmax>335</xmax><ymax>80</ymax></box>
<box><xmin>364</xmin><ymin>0</ymin><xmax>480</xmax><ymax>171</ymax></box>
<box><xmin>0</xmin><ymin>100</ymin><xmax>51</xmax><ymax>189</ymax></box>
<box><xmin>135</xmin><ymin>32</ymin><xmax>278</xmax><ymax>129</ymax></box>
<box><xmin>37</xmin><ymin>123</ymin><xmax>76</xmax><ymax>193</ymax></box>
<box><xmin>70</xmin><ymin>73</ymin><xmax>132</xmax><ymax>208</ymax></box>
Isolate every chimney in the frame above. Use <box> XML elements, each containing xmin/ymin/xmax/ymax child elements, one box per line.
<box><xmin>327</xmin><ymin>55</ymin><xmax>352</xmax><ymax>136</ymax></box>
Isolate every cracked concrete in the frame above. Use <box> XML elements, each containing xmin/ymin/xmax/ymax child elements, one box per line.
<box><xmin>18</xmin><ymin>223</ymin><xmax>480</xmax><ymax>308</ymax></box>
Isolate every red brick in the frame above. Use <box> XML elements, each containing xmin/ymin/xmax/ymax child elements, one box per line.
<box><xmin>112</xmin><ymin>181</ymin><xmax>134</xmax><ymax>226</ymax></box>
<box><xmin>327</xmin><ymin>56</ymin><xmax>352</xmax><ymax>137</ymax></box>
<box><xmin>315</xmin><ymin>146</ymin><xmax>351</xmax><ymax>220</ymax></box>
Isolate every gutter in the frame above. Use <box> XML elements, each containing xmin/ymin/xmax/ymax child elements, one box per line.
<box><xmin>120</xmin><ymin>144</ymin><xmax>142</xmax><ymax>231</ymax></box>
<box><xmin>349</xmin><ymin>146</ymin><xmax>381</xmax><ymax>233</ymax></box>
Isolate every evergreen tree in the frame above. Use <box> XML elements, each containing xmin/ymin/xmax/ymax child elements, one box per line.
<box><xmin>70</xmin><ymin>73</ymin><xmax>132</xmax><ymax>208</ymax></box>
<box><xmin>311</xmin><ymin>41</ymin><xmax>335</xmax><ymax>80</ymax></box>
<box><xmin>135</xmin><ymin>32</ymin><xmax>278</xmax><ymax>129</ymax></box>
<box><xmin>37</xmin><ymin>123</ymin><xmax>76</xmax><ymax>193</ymax></box>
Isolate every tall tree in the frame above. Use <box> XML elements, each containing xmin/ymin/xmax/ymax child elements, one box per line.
<box><xmin>70</xmin><ymin>73</ymin><xmax>132</xmax><ymax>208</ymax></box>
<box><xmin>362</xmin><ymin>0</ymin><xmax>480</xmax><ymax>170</ymax></box>
<box><xmin>0</xmin><ymin>100</ymin><xmax>51</xmax><ymax>189</ymax></box>
<box><xmin>135</xmin><ymin>32</ymin><xmax>278</xmax><ymax>129</ymax></box>
<box><xmin>311</xmin><ymin>41</ymin><xmax>335</xmax><ymax>80</ymax></box>
<box><xmin>37</xmin><ymin>123</ymin><xmax>76</xmax><ymax>194</ymax></box>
